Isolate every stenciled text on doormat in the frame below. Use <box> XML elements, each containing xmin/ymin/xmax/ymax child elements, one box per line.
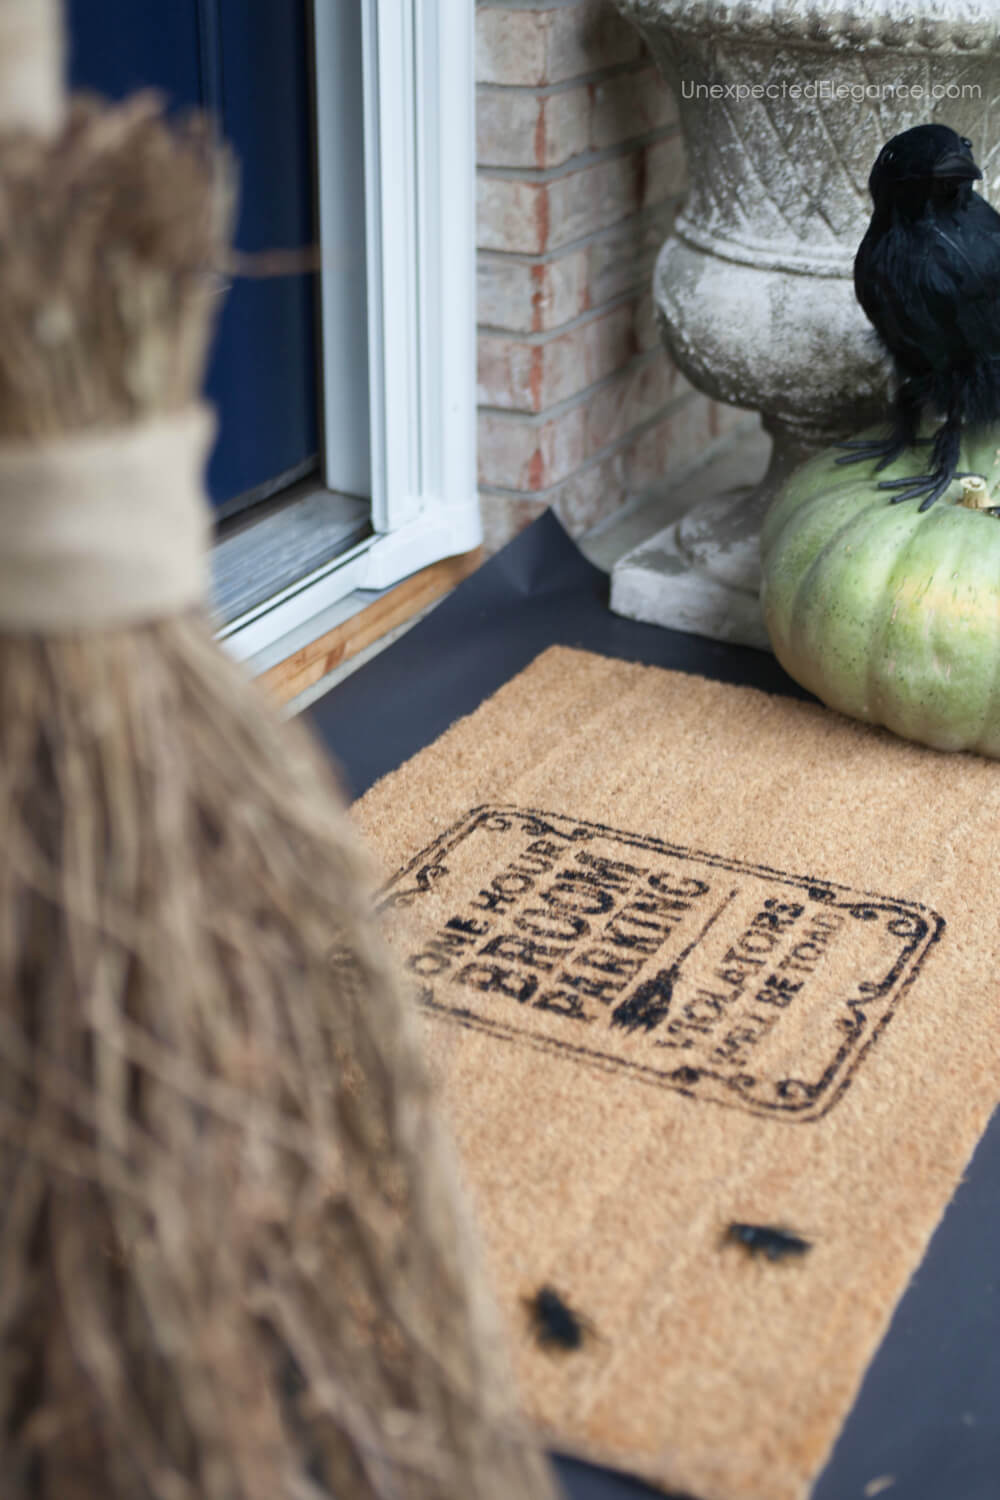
<box><xmin>380</xmin><ymin>805</ymin><xmax>944</xmax><ymax>1122</ymax></box>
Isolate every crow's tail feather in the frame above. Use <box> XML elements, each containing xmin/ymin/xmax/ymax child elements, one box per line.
<box><xmin>907</xmin><ymin>358</ymin><xmax>1000</xmax><ymax>430</ymax></box>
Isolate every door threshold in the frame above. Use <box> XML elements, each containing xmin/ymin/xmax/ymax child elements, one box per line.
<box><xmin>256</xmin><ymin>547</ymin><xmax>484</xmax><ymax>713</ymax></box>
<box><xmin>212</xmin><ymin>481</ymin><xmax>371</xmax><ymax>628</ymax></box>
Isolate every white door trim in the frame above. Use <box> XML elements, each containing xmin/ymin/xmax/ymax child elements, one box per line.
<box><xmin>317</xmin><ymin>0</ymin><xmax>481</xmax><ymax>579</ymax></box>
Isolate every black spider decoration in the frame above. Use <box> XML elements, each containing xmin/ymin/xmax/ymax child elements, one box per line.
<box><xmin>725</xmin><ymin>1222</ymin><xmax>812</xmax><ymax>1262</ymax></box>
<box><xmin>524</xmin><ymin>1285</ymin><xmax>592</xmax><ymax>1351</ymax></box>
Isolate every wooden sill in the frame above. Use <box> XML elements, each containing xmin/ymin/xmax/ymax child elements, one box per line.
<box><xmin>256</xmin><ymin>546</ymin><xmax>484</xmax><ymax>707</ymax></box>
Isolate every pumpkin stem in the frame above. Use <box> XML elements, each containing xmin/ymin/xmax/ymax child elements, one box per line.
<box><xmin>957</xmin><ymin>475</ymin><xmax>991</xmax><ymax>509</ymax></box>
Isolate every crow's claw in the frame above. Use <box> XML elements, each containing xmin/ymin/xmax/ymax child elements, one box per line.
<box><xmin>834</xmin><ymin>434</ymin><xmax>932</xmax><ymax>469</ymax></box>
<box><xmin>836</xmin><ymin>435</ymin><xmax>932</xmax><ymax>448</ymax></box>
<box><xmin>834</xmin><ymin>438</ymin><xmax>903</xmax><ymax>468</ymax></box>
<box><xmin>878</xmin><ymin>470</ymin><xmax>953</xmax><ymax>510</ymax></box>
<box><xmin>919</xmin><ymin>484</ymin><xmax>953</xmax><ymax>511</ymax></box>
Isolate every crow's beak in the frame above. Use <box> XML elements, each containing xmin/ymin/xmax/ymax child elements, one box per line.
<box><xmin>932</xmin><ymin>152</ymin><xmax>983</xmax><ymax>183</ymax></box>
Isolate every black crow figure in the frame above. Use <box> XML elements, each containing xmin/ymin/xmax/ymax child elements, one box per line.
<box><xmin>837</xmin><ymin>123</ymin><xmax>1000</xmax><ymax>509</ymax></box>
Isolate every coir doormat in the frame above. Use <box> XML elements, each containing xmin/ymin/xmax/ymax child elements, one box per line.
<box><xmin>352</xmin><ymin>646</ymin><xmax>1000</xmax><ymax>1500</ymax></box>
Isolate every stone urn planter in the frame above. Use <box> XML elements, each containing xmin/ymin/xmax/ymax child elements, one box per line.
<box><xmin>611</xmin><ymin>0</ymin><xmax>1000</xmax><ymax>648</ymax></box>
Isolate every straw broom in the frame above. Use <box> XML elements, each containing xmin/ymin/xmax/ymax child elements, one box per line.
<box><xmin>0</xmin><ymin>3</ymin><xmax>562</xmax><ymax>1497</ymax></box>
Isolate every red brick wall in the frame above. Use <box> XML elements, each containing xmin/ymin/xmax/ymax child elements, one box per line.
<box><xmin>476</xmin><ymin>0</ymin><xmax>748</xmax><ymax>552</ymax></box>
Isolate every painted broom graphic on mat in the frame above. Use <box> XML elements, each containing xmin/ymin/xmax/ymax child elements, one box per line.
<box><xmin>0</xmin><ymin>3</ymin><xmax>560</xmax><ymax>1497</ymax></box>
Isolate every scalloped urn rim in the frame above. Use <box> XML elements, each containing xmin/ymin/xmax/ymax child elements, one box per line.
<box><xmin>616</xmin><ymin>0</ymin><xmax>1000</xmax><ymax>53</ymax></box>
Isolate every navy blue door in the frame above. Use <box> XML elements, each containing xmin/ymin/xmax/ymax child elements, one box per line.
<box><xmin>67</xmin><ymin>0</ymin><xmax>319</xmax><ymax>512</ymax></box>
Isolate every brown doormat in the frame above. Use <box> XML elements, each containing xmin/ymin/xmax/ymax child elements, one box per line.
<box><xmin>352</xmin><ymin>646</ymin><xmax>1000</xmax><ymax>1500</ymax></box>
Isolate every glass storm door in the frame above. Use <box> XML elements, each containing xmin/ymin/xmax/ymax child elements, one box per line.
<box><xmin>66</xmin><ymin>0</ymin><xmax>320</xmax><ymax>514</ymax></box>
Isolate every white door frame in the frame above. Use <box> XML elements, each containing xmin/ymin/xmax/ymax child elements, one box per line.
<box><xmin>220</xmin><ymin>0</ymin><xmax>479</xmax><ymax>668</ymax></box>
<box><xmin>316</xmin><ymin>0</ymin><xmax>480</xmax><ymax>585</ymax></box>
<box><xmin>355</xmin><ymin>0</ymin><xmax>481</xmax><ymax>585</ymax></box>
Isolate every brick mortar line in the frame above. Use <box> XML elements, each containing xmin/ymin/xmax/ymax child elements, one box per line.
<box><xmin>477</xmin><ymin>0</ymin><xmax>614</xmax><ymax>10</ymax></box>
<box><xmin>581</xmin><ymin>420</ymin><xmax>760</xmax><ymax>536</ymax></box>
<box><xmin>477</xmin><ymin>0</ymin><xmax>607</xmax><ymax>7</ymax></box>
<box><xmin>476</xmin><ymin>58</ymin><xmax>654</xmax><ymax>97</ymax></box>
<box><xmin>478</xmin><ymin>347</ymin><xmax>668</xmax><ymax>426</ymax></box>
<box><xmin>477</xmin><ymin>124</ymin><xmax>678</xmax><ymax>184</ymax></box>
<box><xmin>479</xmin><ymin>388</ymin><xmax>700</xmax><ymax>490</ymax></box>
<box><xmin>476</xmin><ymin>195</ymin><xmax>682</xmax><ymax>266</ymax></box>
<box><xmin>479</xmin><ymin>413</ymin><xmax>756</xmax><ymax>506</ymax></box>
<box><xmin>477</xmin><ymin>286</ymin><xmax>643</xmax><ymax>343</ymax></box>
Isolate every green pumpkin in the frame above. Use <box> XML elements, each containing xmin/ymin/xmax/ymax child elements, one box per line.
<box><xmin>760</xmin><ymin>427</ymin><xmax>1000</xmax><ymax>755</ymax></box>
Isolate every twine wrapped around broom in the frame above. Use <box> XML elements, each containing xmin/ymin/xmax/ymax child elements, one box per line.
<box><xmin>0</xmin><ymin>8</ymin><xmax>561</xmax><ymax>1499</ymax></box>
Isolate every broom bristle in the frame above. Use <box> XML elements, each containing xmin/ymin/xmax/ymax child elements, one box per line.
<box><xmin>0</xmin><ymin>93</ymin><xmax>234</xmax><ymax>439</ymax></box>
<box><xmin>0</xmin><ymin>95</ymin><xmax>559</xmax><ymax>1500</ymax></box>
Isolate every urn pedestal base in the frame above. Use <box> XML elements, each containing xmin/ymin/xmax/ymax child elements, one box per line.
<box><xmin>606</xmin><ymin>226</ymin><xmax>886</xmax><ymax>648</ymax></box>
<box><xmin>611</xmin><ymin>486</ymin><xmax>770</xmax><ymax>649</ymax></box>
<box><xmin>610</xmin><ymin>418</ymin><xmax>823</xmax><ymax>650</ymax></box>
